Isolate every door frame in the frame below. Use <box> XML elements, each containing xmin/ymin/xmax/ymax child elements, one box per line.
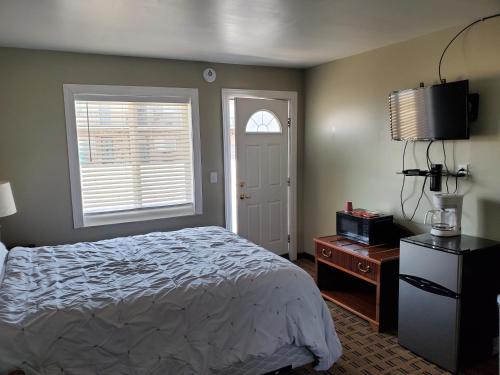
<box><xmin>221</xmin><ymin>88</ymin><xmax>298</xmax><ymax>260</ymax></box>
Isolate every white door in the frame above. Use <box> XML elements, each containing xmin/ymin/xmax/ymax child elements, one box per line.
<box><xmin>235</xmin><ymin>98</ymin><xmax>289</xmax><ymax>255</ymax></box>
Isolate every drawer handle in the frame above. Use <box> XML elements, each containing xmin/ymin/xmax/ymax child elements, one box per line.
<box><xmin>321</xmin><ymin>248</ymin><xmax>332</xmax><ymax>258</ymax></box>
<box><xmin>357</xmin><ymin>262</ymin><xmax>371</xmax><ymax>273</ymax></box>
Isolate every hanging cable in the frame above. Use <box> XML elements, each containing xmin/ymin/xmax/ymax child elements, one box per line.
<box><xmin>402</xmin><ymin>140</ymin><xmax>408</xmax><ymax>171</ymax></box>
<box><xmin>410</xmin><ymin>176</ymin><xmax>428</xmax><ymax>221</ymax></box>
<box><xmin>442</xmin><ymin>140</ymin><xmax>450</xmax><ymax>193</ymax></box>
<box><xmin>401</xmin><ymin>140</ymin><xmax>432</xmax><ymax>221</ymax></box>
<box><xmin>401</xmin><ymin>175</ymin><xmax>429</xmax><ymax>222</ymax></box>
<box><xmin>401</xmin><ymin>141</ymin><xmax>428</xmax><ymax>221</ymax></box>
<box><xmin>438</xmin><ymin>13</ymin><xmax>500</xmax><ymax>83</ymax></box>
<box><xmin>400</xmin><ymin>141</ymin><xmax>408</xmax><ymax>218</ymax></box>
<box><xmin>426</xmin><ymin>141</ymin><xmax>433</xmax><ymax>170</ymax></box>
<box><xmin>399</xmin><ymin>141</ymin><xmax>408</xmax><ymax>219</ymax></box>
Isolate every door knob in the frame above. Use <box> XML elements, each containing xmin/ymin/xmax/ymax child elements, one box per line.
<box><xmin>239</xmin><ymin>193</ymin><xmax>250</xmax><ymax>200</ymax></box>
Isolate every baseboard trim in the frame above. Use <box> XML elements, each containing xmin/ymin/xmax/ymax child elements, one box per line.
<box><xmin>297</xmin><ymin>252</ymin><xmax>315</xmax><ymax>261</ymax></box>
<box><xmin>281</xmin><ymin>252</ymin><xmax>315</xmax><ymax>261</ymax></box>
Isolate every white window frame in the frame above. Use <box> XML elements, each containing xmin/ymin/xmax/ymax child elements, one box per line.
<box><xmin>63</xmin><ymin>84</ymin><xmax>203</xmax><ymax>228</ymax></box>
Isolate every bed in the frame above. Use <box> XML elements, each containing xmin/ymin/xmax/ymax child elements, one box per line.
<box><xmin>0</xmin><ymin>226</ymin><xmax>342</xmax><ymax>374</ymax></box>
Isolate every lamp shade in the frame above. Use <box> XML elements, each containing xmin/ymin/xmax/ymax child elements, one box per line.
<box><xmin>0</xmin><ymin>181</ymin><xmax>17</xmax><ymax>218</ymax></box>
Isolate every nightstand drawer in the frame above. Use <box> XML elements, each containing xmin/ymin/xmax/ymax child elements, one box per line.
<box><xmin>350</xmin><ymin>258</ymin><xmax>378</xmax><ymax>281</ymax></box>
<box><xmin>316</xmin><ymin>244</ymin><xmax>379</xmax><ymax>282</ymax></box>
<box><xmin>316</xmin><ymin>245</ymin><xmax>334</xmax><ymax>261</ymax></box>
<box><xmin>334</xmin><ymin>250</ymin><xmax>378</xmax><ymax>281</ymax></box>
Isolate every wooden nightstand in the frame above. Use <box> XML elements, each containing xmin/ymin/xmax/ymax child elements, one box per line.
<box><xmin>314</xmin><ymin>235</ymin><xmax>399</xmax><ymax>332</ymax></box>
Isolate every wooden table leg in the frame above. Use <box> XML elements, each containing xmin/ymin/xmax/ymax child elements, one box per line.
<box><xmin>369</xmin><ymin>321</ymin><xmax>380</xmax><ymax>332</ymax></box>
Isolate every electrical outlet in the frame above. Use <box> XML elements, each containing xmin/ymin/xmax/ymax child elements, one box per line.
<box><xmin>457</xmin><ymin>163</ymin><xmax>469</xmax><ymax>176</ymax></box>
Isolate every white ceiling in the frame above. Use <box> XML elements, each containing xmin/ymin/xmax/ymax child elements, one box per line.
<box><xmin>0</xmin><ymin>0</ymin><xmax>499</xmax><ymax>68</ymax></box>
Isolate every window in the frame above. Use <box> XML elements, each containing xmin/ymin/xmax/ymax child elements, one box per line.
<box><xmin>64</xmin><ymin>85</ymin><xmax>202</xmax><ymax>228</ymax></box>
<box><xmin>245</xmin><ymin>110</ymin><xmax>282</xmax><ymax>133</ymax></box>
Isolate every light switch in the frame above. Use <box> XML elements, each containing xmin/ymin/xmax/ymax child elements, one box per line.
<box><xmin>210</xmin><ymin>172</ymin><xmax>218</xmax><ymax>184</ymax></box>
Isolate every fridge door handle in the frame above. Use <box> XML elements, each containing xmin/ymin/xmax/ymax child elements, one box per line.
<box><xmin>399</xmin><ymin>274</ymin><xmax>459</xmax><ymax>299</ymax></box>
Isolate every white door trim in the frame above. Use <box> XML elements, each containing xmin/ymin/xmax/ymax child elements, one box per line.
<box><xmin>221</xmin><ymin>89</ymin><xmax>298</xmax><ymax>261</ymax></box>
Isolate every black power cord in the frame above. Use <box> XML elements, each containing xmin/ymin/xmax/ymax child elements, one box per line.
<box><xmin>442</xmin><ymin>140</ymin><xmax>450</xmax><ymax>193</ymax></box>
<box><xmin>401</xmin><ymin>141</ymin><xmax>429</xmax><ymax>222</ymax></box>
<box><xmin>401</xmin><ymin>176</ymin><xmax>429</xmax><ymax>222</ymax></box>
<box><xmin>400</xmin><ymin>141</ymin><xmax>409</xmax><ymax>219</ymax></box>
<box><xmin>412</xmin><ymin>176</ymin><xmax>428</xmax><ymax>221</ymax></box>
<box><xmin>402</xmin><ymin>140</ymin><xmax>408</xmax><ymax>171</ymax></box>
<box><xmin>438</xmin><ymin>13</ymin><xmax>500</xmax><ymax>82</ymax></box>
<box><xmin>454</xmin><ymin>167</ymin><xmax>467</xmax><ymax>193</ymax></box>
<box><xmin>425</xmin><ymin>141</ymin><xmax>433</xmax><ymax>170</ymax></box>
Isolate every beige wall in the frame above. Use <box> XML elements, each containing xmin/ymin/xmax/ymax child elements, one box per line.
<box><xmin>304</xmin><ymin>22</ymin><xmax>500</xmax><ymax>253</ymax></box>
<box><xmin>0</xmin><ymin>48</ymin><xmax>304</xmax><ymax>248</ymax></box>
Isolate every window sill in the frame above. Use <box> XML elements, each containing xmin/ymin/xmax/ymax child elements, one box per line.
<box><xmin>78</xmin><ymin>204</ymin><xmax>200</xmax><ymax>228</ymax></box>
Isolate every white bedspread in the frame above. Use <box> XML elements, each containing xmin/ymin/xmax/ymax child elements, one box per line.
<box><xmin>0</xmin><ymin>226</ymin><xmax>341</xmax><ymax>374</ymax></box>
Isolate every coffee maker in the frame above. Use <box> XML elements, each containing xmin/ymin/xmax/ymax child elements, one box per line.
<box><xmin>424</xmin><ymin>194</ymin><xmax>463</xmax><ymax>237</ymax></box>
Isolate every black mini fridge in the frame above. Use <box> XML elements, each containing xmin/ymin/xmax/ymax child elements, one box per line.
<box><xmin>398</xmin><ymin>234</ymin><xmax>500</xmax><ymax>373</ymax></box>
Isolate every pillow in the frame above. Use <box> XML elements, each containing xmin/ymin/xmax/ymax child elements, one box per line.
<box><xmin>0</xmin><ymin>242</ymin><xmax>7</xmax><ymax>286</ymax></box>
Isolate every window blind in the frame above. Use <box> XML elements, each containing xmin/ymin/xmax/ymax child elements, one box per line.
<box><xmin>74</xmin><ymin>99</ymin><xmax>195</xmax><ymax>217</ymax></box>
<box><xmin>389</xmin><ymin>88</ymin><xmax>426</xmax><ymax>141</ymax></box>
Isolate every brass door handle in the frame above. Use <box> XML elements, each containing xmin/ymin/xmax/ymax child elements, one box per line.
<box><xmin>357</xmin><ymin>262</ymin><xmax>371</xmax><ymax>273</ymax></box>
<box><xmin>239</xmin><ymin>193</ymin><xmax>251</xmax><ymax>200</ymax></box>
<box><xmin>321</xmin><ymin>248</ymin><xmax>332</xmax><ymax>258</ymax></box>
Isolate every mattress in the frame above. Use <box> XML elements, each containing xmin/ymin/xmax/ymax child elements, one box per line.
<box><xmin>0</xmin><ymin>226</ymin><xmax>341</xmax><ymax>374</ymax></box>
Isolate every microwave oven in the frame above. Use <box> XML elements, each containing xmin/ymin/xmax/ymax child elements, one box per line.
<box><xmin>336</xmin><ymin>211</ymin><xmax>394</xmax><ymax>245</ymax></box>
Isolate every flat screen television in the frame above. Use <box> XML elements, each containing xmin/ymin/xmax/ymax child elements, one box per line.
<box><xmin>389</xmin><ymin>80</ymin><xmax>474</xmax><ymax>141</ymax></box>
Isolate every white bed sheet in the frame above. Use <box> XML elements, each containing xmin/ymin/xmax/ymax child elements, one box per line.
<box><xmin>0</xmin><ymin>226</ymin><xmax>341</xmax><ymax>374</ymax></box>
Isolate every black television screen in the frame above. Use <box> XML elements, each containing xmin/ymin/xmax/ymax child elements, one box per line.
<box><xmin>389</xmin><ymin>80</ymin><xmax>470</xmax><ymax>141</ymax></box>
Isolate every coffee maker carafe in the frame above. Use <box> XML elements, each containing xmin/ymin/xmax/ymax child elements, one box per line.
<box><xmin>424</xmin><ymin>194</ymin><xmax>463</xmax><ymax>237</ymax></box>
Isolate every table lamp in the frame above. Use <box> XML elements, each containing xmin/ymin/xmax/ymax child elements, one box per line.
<box><xmin>0</xmin><ymin>181</ymin><xmax>17</xmax><ymax>242</ymax></box>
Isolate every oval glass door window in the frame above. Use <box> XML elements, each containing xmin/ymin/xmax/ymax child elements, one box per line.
<box><xmin>245</xmin><ymin>110</ymin><xmax>282</xmax><ymax>133</ymax></box>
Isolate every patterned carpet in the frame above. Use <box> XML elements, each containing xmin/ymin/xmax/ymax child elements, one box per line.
<box><xmin>293</xmin><ymin>301</ymin><xmax>449</xmax><ymax>375</ymax></box>
<box><xmin>292</xmin><ymin>258</ymin><xmax>498</xmax><ymax>375</ymax></box>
